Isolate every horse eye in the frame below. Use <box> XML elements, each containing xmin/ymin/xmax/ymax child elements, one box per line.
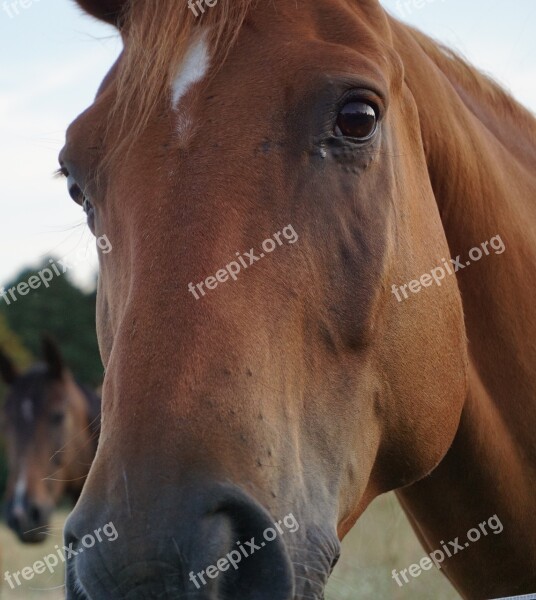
<box><xmin>50</xmin><ymin>412</ymin><xmax>65</xmax><ymax>426</ymax></box>
<box><xmin>334</xmin><ymin>101</ymin><xmax>378</xmax><ymax>140</ymax></box>
<box><xmin>60</xmin><ymin>167</ymin><xmax>90</xmax><ymax>208</ymax></box>
<box><xmin>66</xmin><ymin>175</ymin><xmax>84</xmax><ymax>205</ymax></box>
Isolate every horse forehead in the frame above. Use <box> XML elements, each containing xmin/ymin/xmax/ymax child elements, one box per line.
<box><xmin>6</xmin><ymin>372</ymin><xmax>48</xmax><ymax>420</ymax></box>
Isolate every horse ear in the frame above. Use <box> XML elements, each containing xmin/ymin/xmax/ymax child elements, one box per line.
<box><xmin>42</xmin><ymin>335</ymin><xmax>64</xmax><ymax>380</ymax></box>
<box><xmin>73</xmin><ymin>0</ymin><xmax>127</xmax><ymax>27</ymax></box>
<box><xmin>0</xmin><ymin>348</ymin><xmax>18</xmax><ymax>385</ymax></box>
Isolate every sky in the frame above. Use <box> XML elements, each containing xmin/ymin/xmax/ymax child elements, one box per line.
<box><xmin>0</xmin><ymin>0</ymin><xmax>535</xmax><ymax>289</ymax></box>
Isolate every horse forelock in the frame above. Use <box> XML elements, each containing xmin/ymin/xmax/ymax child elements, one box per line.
<box><xmin>101</xmin><ymin>0</ymin><xmax>254</xmax><ymax>169</ymax></box>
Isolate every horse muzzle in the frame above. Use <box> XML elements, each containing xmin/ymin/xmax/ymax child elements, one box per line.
<box><xmin>5</xmin><ymin>494</ymin><xmax>51</xmax><ymax>544</ymax></box>
<box><xmin>64</xmin><ymin>481</ymin><xmax>300</xmax><ymax>599</ymax></box>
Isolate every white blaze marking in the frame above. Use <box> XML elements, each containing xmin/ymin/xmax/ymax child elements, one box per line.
<box><xmin>13</xmin><ymin>468</ymin><xmax>27</xmax><ymax>517</ymax></box>
<box><xmin>171</xmin><ymin>32</ymin><xmax>211</xmax><ymax>111</ymax></box>
<box><xmin>21</xmin><ymin>398</ymin><xmax>34</xmax><ymax>423</ymax></box>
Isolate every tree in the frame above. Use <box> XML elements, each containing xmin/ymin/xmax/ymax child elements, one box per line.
<box><xmin>0</xmin><ymin>258</ymin><xmax>103</xmax><ymax>386</ymax></box>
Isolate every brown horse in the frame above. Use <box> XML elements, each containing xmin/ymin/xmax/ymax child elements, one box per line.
<box><xmin>59</xmin><ymin>1</ymin><xmax>536</xmax><ymax>598</ymax></box>
<box><xmin>1</xmin><ymin>338</ymin><xmax>100</xmax><ymax>543</ymax></box>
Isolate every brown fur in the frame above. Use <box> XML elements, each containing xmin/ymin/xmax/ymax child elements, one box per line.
<box><xmin>100</xmin><ymin>0</ymin><xmax>254</xmax><ymax>171</ymax></box>
<box><xmin>60</xmin><ymin>1</ymin><xmax>536</xmax><ymax>598</ymax></box>
<box><xmin>1</xmin><ymin>341</ymin><xmax>100</xmax><ymax>543</ymax></box>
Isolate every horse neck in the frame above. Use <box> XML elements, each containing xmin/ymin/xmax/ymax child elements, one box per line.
<box><xmin>400</xmin><ymin>23</ymin><xmax>536</xmax><ymax>404</ymax></box>
<box><xmin>390</xmin><ymin>19</ymin><xmax>536</xmax><ymax>595</ymax></box>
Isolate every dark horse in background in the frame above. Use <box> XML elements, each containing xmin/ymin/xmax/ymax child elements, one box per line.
<box><xmin>59</xmin><ymin>0</ymin><xmax>535</xmax><ymax>598</ymax></box>
<box><xmin>0</xmin><ymin>337</ymin><xmax>100</xmax><ymax>543</ymax></box>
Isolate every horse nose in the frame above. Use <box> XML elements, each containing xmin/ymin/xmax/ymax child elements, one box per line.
<box><xmin>65</xmin><ymin>482</ymin><xmax>294</xmax><ymax>599</ymax></box>
<box><xmin>6</xmin><ymin>496</ymin><xmax>49</xmax><ymax>543</ymax></box>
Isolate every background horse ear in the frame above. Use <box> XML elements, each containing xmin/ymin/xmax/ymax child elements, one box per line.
<box><xmin>42</xmin><ymin>335</ymin><xmax>64</xmax><ymax>380</ymax></box>
<box><xmin>0</xmin><ymin>348</ymin><xmax>18</xmax><ymax>385</ymax></box>
<box><xmin>73</xmin><ymin>0</ymin><xmax>128</xmax><ymax>26</ymax></box>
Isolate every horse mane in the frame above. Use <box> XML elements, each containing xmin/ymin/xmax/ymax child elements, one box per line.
<box><xmin>406</xmin><ymin>25</ymin><xmax>536</xmax><ymax>139</ymax></box>
<box><xmin>104</xmin><ymin>0</ymin><xmax>254</xmax><ymax>169</ymax></box>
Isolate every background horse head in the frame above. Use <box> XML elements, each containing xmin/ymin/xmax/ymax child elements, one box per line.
<box><xmin>60</xmin><ymin>0</ymin><xmax>536</xmax><ymax>598</ymax></box>
<box><xmin>1</xmin><ymin>337</ymin><xmax>100</xmax><ymax>543</ymax></box>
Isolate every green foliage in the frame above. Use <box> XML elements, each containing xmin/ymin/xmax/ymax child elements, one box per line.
<box><xmin>0</xmin><ymin>258</ymin><xmax>103</xmax><ymax>386</ymax></box>
<box><xmin>0</xmin><ymin>314</ymin><xmax>33</xmax><ymax>369</ymax></box>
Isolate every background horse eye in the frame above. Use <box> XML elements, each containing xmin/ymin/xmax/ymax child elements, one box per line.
<box><xmin>50</xmin><ymin>412</ymin><xmax>65</xmax><ymax>426</ymax></box>
<box><xmin>335</xmin><ymin>101</ymin><xmax>377</xmax><ymax>140</ymax></box>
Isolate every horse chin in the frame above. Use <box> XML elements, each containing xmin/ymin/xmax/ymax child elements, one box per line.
<box><xmin>16</xmin><ymin>528</ymin><xmax>49</xmax><ymax>544</ymax></box>
<box><xmin>64</xmin><ymin>480</ymin><xmax>339</xmax><ymax>600</ymax></box>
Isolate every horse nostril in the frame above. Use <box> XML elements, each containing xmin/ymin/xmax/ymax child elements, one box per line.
<box><xmin>190</xmin><ymin>488</ymin><xmax>295</xmax><ymax>600</ymax></box>
<box><xmin>28</xmin><ymin>504</ymin><xmax>44</xmax><ymax>526</ymax></box>
<box><xmin>66</xmin><ymin>483</ymin><xmax>295</xmax><ymax>600</ymax></box>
